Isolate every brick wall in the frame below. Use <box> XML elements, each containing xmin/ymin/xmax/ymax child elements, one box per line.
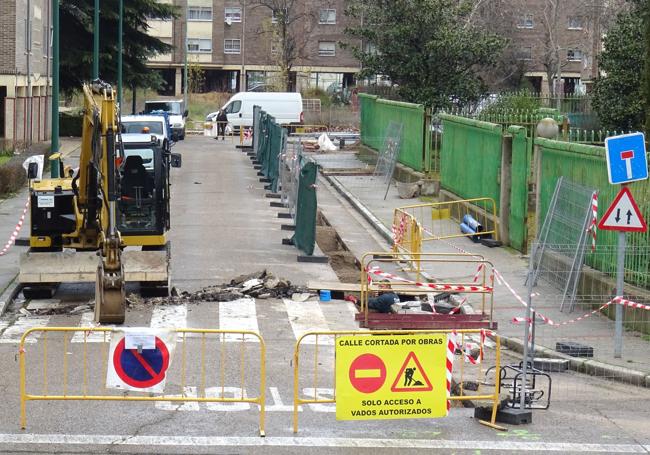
<box><xmin>0</xmin><ymin>1</ymin><xmax>17</xmax><ymax>73</ymax></box>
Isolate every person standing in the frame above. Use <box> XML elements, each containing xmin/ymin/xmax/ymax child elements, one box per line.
<box><xmin>216</xmin><ymin>109</ymin><xmax>228</xmax><ymax>140</ymax></box>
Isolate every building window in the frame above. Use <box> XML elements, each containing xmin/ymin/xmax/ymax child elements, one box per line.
<box><xmin>224</xmin><ymin>39</ymin><xmax>241</xmax><ymax>54</ymax></box>
<box><xmin>188</xmin><ymin>6</ymin><xmax>212</xmax><ymax>21</ymax></box>
<box><xmin>225</xmin><ymin>7</ymin><xmax>242</xmax><ymax>23</ymax></box>
<box><xmin>568</xmin><ymin>16</ymin><xmax>584</xmax><ymax>30</ymax></box>
<box><xmin>516</xmin><ymin>14</ymin><xmax>534</xmax><ymax>29</ymax></box>
<box><xmin>516</xmin><ymin>47</ymin><xmax>532</xmax><ymax>60</ymax></box>
<box><xmin>187</xmin><ymin>38</ymin><xmax>212</xmax><ymax>53</ymax></box>
<box><xmin>567</xmin><ymin>49</ymin><xmax>583</xmax><ymax>61</ymax></box>
<box><xmin>319</xmin><ymin>9</ymin><xmax>336</xmax><ymax>24</ymax></box>
<box><xmin>318</xmin><ymin>41</ymin><xmax>336</xmax><ymax>57</ymax></box>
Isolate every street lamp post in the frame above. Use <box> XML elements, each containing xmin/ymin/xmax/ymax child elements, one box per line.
<box><xmin>93</xmin><ymin>0</ymin><xmax>99</xmax><ymax>80</ymax></box>
<box><xmin>183</xmin><ymin>2</ymin><xmax>188</xmax><ymax>107</ymax></box>
<box><xmin>51</xmin><ymin>0</ymin><xmax>59</xmax><ymax>154</ymax></box>
<box><xmin>117</xmin><ymin>0</ymin><xmax>123</xmax><ymax>107</ymax></box>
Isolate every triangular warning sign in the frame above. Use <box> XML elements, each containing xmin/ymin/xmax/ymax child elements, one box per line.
<box><xmin>390</xmin><ymin>351</ymin><xmax>433</xmax><ymax>392</ymax></box>
<box><xmin>598</xmin><ymin>187</ymin><xmax>647</xmax><ymax>233</ymax></box>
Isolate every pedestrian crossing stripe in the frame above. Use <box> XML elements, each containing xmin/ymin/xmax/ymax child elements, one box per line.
<box><xmin>390</xmin><ymin>351</ymin><xmax>433</xmax><ymax>392</ymax></box>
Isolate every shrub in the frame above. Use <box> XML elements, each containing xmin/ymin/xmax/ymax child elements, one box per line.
<box><xmin>0</xmin><ymin>161</ymin><xmax>26</xmax><ymax>196</ymax></box>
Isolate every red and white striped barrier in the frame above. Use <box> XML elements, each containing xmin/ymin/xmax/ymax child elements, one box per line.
<box><xmin>0</xmin><ymin>198</ymin><xmax>29</xmax><ymax>257</ymax></box>
<box><xmin>367</xmin><ymin>267</ymin><xmax>493</xmax><ymax>293</ymax></box>
<box><xmin>588</xmin><ymin>192</ymin><xmax>598</xmax><ymax>252</ymax></box>
<box><xmin>391</xmin><ymin>213</ymin><xmax>408</xmax><ymax>245</ymax></box>
<box><xmin>445</xmin><ymin>332</ymin><xmax>456</xmax><ymax>413</ymax></box>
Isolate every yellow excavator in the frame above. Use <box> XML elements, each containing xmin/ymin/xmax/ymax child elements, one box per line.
<box><xmin>19</xmin><ymin>81</ymin><xmax>179</xmax><ymax>323</ymax></box>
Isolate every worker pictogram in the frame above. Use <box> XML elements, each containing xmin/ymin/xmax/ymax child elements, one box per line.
<box><xmin>598</xmin><ymin>187</ymin><xmax>647</xmax><ymax>233</ymax></box>
<box><xmin>390</xmin><ymin>351</ymin><xmax>433</xmax><ymax>392</ymax></box>
<box><xmin>112</xmin><ymin>336</ymin><xmax>170</xmax><ymax>388</ymax></box>
<box><xmin>349</xmin><ymin>353</ymin><xmax>386</xmax><ymax>393</ymax></box>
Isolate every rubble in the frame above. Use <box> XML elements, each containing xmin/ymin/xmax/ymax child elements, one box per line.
<box><xmin>148</xmin><ymin>269</ymin><xmax>310</xmax><ymax>306</ymax></box>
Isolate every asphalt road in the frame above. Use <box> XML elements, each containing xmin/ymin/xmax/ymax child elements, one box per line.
<box><xmin>0</xmin><ymin>137</ymin><xmax>648</xmax><ymax>454</ymax></box>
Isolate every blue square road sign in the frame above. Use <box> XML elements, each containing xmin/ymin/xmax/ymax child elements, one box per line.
<box><xmin>605</xmin><ymin>132</ymin><xmax>648</xmax><ymax>185</ymax></box>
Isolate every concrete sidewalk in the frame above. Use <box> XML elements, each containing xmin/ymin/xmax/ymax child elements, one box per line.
<box><xmin>312</xmin><ymin>151</ymin><xmax>650</xmax><ymax>386</ymax></box>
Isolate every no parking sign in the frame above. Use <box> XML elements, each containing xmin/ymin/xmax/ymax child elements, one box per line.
<box><xmin>107</xmin><ymin>329</ymin><xmax>177</xmax><ymax>393</ymax></box>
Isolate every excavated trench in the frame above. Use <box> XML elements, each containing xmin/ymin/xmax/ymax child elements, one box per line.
<box><xmin>315</xmin><ymin>211</ymin><xmax>360</xmax><ymax>284</ymax></box>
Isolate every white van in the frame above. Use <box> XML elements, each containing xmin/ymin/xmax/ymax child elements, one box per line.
<box><xmin>208</xmin><ymin>92</ymin><xmax>303</xmax><ymax>130</ymax></box>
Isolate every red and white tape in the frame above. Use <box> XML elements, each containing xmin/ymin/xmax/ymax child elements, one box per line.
<box><xmin>368</xmin><ymin>267</ymin><xmax>493</xmax><ymax>293</ymax></box>
<box><xmin>472</xmin><ymin>263</ymin><xmax>485</xmax><ymax>283</ymax></box>
<box><xmin>0</xmin><ymin>198</ymin><xmax>29</xmax><ymax>257</ymax></box>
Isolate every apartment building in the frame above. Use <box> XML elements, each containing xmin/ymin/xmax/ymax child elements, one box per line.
<box><xmin>147</xmin><ymin>0</ymin><xmax>360</xmax><ymax>95</ymax></box>
<box><xmin>0</xmin><ymin>0</ymin><xmax>51</xmax><ymax>149</ymax></box>
<box><xmin>508</xmin><ymin>0</ymin><xmax>605</xmax><ymax>95</ymax></box>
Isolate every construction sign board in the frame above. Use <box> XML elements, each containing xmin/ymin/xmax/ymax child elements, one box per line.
<box><xmin>335</xmin><ymin>334</ymin><xmax>448</xmax><ymax>421</ymax></box>
<box><xmin>598</xmin><ymin>187</ymin><xmax>647</xmax><ymax>233</ymax></box>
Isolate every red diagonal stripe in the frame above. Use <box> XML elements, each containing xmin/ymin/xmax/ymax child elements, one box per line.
<box><xmin>130</xmin><ymin>349</ymin><xmax>158</xmax><ymax>379</ymax></box>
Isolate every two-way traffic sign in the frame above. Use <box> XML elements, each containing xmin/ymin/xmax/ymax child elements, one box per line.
<box><xmin>605</xmin><ymin>133</ymin><xmax>648</xmax><ymax>185</ymax></box>
<box><xmin>598</xmin><ymin>187</ymin><xmax>647</xmax><ymax>232</ymax></box>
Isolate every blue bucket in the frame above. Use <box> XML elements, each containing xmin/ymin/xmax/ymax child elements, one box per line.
<box><xmin>319</xmin><ymin>290</ymin><xmax>331</xmax><ymax>302</ymax></box>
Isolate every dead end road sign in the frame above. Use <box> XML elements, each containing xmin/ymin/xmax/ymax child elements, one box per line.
<box><xmin>605</xmin><ymin>133</ymin><xmax>648</xmax><ymax>185</ymax></box>
<box><xmin>598</xmin><ymin>187</ymin><xmax>647</xmax><ymax>233</ymax></box>
<box><xmin>335</xmin><ymin>334</ymin><xmax>448</xmax><ymax>421</ymax></box>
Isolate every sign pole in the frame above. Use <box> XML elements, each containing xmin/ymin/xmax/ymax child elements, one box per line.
<box><xmin>614</xmin><ymin>230</ymin><xmax>625</xmax><ymax>358</ymax></box>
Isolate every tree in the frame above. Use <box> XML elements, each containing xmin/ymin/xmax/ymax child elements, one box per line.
<box><xmin>59</xmin><ymin>0</ymin><xmax>178</xmax><ymax>95</ymax></box>
<box><xmin>250</xmin><ymin>0</ymin><xmax>314</xmax><ymax>91</ymax></box>
<box><xmin>592</xmin><ymin>4</ymin><xmax>645</xmax><ymax>131</ymax></box>
<box><xmin>343</xmin><ymin>0</ymin><xmax>506</xmax><ymax>108</ymax></box>
<box><xmin>188</xmin><ymin>60</ymin><xmax>206</xmax><ymax>95</ymax></box>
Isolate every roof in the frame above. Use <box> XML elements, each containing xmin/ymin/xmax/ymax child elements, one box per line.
<box><xmin>121</xmin><ymin>115</ymin><xmax>167</xmax><ymax>123</ymax></box>
<box><xmin>119</xmin><ymin>133</ymin><xmax>158</xmax><ymax>145</ymax></box>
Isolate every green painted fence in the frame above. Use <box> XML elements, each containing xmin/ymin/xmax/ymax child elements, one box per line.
<box><xmin>439</xmin><ymin>114</ymin><xmax>503</xmax><ymax>213</ymax></box>
<box><xmin>536</xmin><ymin>138</ymin><xmax>650</xmax><ymax>288</ymax></box>
<box><xmin>509</xmin><ymin>126</ymin><xmax>532</xmax><ymax>252</ymax></box>
<box><xmin>359</xmin><ymin>93</ymin><xmax>425</xmax><ymax>171</ymax></box>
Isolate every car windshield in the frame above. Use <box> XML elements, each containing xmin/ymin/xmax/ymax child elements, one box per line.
<box><xmin>122</xmin><ymin>121</ymin><xmax>163</xmax><ymax>135</ymax></box>
<box><xmin>145</xmin><ymin>102</ymin><xmax>181</xmax><ymax>115</ymax></box>
<box><xmin>123</xmin><ymin>148</ymin><xmax>155</xmax><ymax>170</ymax></box>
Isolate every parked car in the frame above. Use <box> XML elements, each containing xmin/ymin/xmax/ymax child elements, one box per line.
<box><xmin>121</xmin><ymin>115</ymin><xmax>172</xmax><ymax>152</ymax></box>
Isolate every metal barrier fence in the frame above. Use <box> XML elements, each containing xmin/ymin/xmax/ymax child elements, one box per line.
<box><xmin>19</xmin><ymin>327</ymin><xmax>266</xmax><ymax>435</ymax></box>
<box><xmin>292</xmin><ymin>329</ymin><xmax>503</xmax><ymax>433</ymax></box>
<box><xmin>280</xmin><ymin>139</ymin><xmax>304</xmax><ymax>219</ymax></box>
<box><xmin>359</xmin><ymin>252</ymin><xmax>495</xmax><ymax>329</ymax></box>
<box><xmin>394</xmin><ymin>198</ymin><xmax>499</xmax><ymax>251</ymax></box>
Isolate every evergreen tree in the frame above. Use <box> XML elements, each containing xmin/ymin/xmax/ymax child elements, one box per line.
<box><xmin>59</xmin><ymin>0</ymin><xmax>178</xmax><ymax>95</ymax></box>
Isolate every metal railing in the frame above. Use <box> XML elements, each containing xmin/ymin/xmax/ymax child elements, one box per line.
<box><xmin>292</xmin><ymin>329</ymin><xmax>503</xmax><ymax>433</ymax></box>
<box><xmin>19</xmin><ymin>327</ymin><xmax>267</xmax><ymax>436</ymax></box>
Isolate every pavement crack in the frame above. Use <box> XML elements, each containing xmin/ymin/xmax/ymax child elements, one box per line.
<box><xmin>106</xmin><ymin>404</ymin><xmax>183</xmax><ymax>453</ymax></box>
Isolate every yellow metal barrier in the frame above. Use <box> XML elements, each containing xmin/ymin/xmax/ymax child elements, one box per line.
<box><xmin>292</xmin><ymin>329</ymin><xmax>504</xmax><ymax>433</ymax></box>
<box><xmin>394</xmin><ymin>198</ymin><xmax>499</xmax><ymax>252</ymax></box>
<box><xmin>19</xmin><ymin>327</ymin><xmax>266</xmax><ymax>436</ymax></box>
<box><xmin>359</xmin><ymin>252</ymin><xmax>495</xmax><ymax>329</ymax></box>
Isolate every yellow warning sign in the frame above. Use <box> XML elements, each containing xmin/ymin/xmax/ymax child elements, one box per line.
<box><xmin>335</xmin><ymin>334</ymin><xmax>448</xmax><ymax>421</ymax></box>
